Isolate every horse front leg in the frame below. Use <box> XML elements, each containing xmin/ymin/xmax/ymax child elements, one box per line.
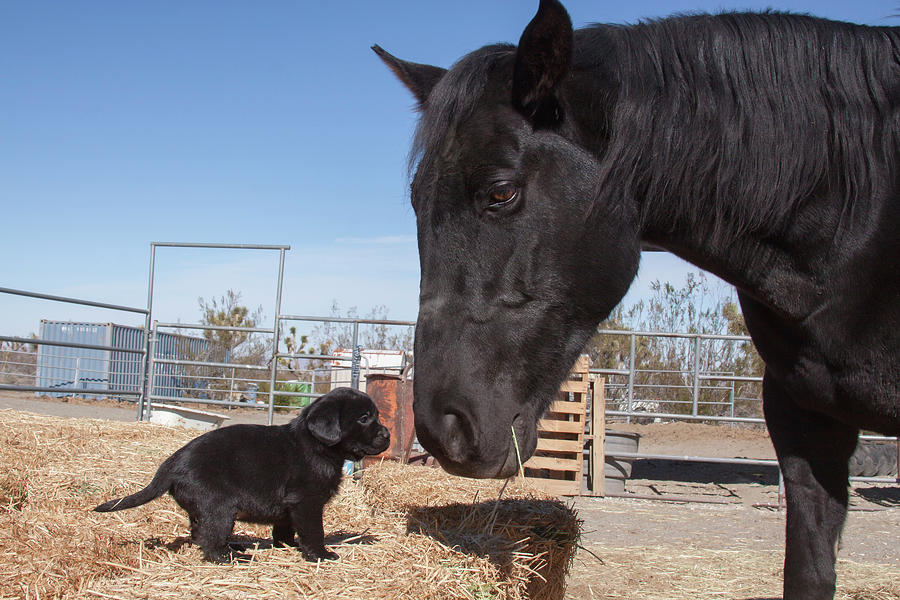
<box><xmin>762</xmin><ymin>375</ymin><xmax>859</xmax><ymax>600</ymax></box>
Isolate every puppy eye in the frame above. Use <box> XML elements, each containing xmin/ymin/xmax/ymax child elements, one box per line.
<box><xmin>358</xmin><ymin>414</ymin><xmax>371</xmax><ymax>425</ymax></box>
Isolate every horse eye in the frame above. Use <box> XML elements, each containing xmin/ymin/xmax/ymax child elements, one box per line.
<box><xmin>487</xmin><ymin>183</ymin><xmax>519</xmax><ymax>209</ymax></box>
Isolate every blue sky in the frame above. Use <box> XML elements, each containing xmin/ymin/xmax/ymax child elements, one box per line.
<box><xmin>1</xmin><ymin>1</ymin><xmax>895</xmax><ymax>339</ymax></box>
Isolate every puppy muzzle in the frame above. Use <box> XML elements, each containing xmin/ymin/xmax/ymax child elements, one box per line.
<box><xmin>371</xmin><ymin>426</ymin><xmax>390</xmax><ymax>453</ymax></box>
<box><xmin>348</xmin><ymin>426</ymin><xmax>390</xmax><ymax>459</ymax></box>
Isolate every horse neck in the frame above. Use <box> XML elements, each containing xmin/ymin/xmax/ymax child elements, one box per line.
<box><xmin>562</xmin><ymin>83</ymin><xmax>822</xmax><ymax>316</ymax></box>
<box><xmin>565</xmin><ymin>18</ymin><xmax>897</xmax><ymax>319</ymax></box>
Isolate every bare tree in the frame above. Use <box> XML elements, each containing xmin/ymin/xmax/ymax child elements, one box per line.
<box><xmin>590</xmin><ymin>272</ymin><xmax>763</xmax><ymax>419</ymax></box>
<box><xmin>188</xmin><ymin>290</ymin><xmax>268</xmax><ymax>402</ymax></box>
<box><xmin>308</xmin><ymin>301</ymin><xmax>413</xmax><ymax>355</ymax></box>
<box><xmin>198</xmin><ymin>290</ymin><xmax>265</xmax><ymax>362</ymax></box>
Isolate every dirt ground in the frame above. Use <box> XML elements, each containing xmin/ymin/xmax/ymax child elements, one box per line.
<box><xmin>570</xmin><ymin>421</ymin><xmax>898</xmax><ymax>599</ymax></box>
<box><xmin>1</xmin><ymin>391</ymin><xmax>897</xmax><ymax>599</ymax></box>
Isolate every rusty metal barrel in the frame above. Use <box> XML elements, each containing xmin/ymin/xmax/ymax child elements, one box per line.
<box><xmin>364</xmin><ymin>373</ymin><xmax>415</xmax><ymax>465</ymax></box>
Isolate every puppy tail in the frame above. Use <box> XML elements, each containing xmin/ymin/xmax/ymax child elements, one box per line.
<box><xmin>94</xmin><ymin>466</ymin><xmax>171</xmax><ymax>512</ymax></box>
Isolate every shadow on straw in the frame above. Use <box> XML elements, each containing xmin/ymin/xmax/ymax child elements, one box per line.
<box><xmin>406</xmin><ymin>498</ymin><xmax>577</xmax><ymax>576</ymax></box>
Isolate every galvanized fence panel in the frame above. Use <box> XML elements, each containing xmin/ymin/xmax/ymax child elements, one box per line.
<box><xmin>0</xmin><ymin>287</ymin><xmax>148</xmax><ymax>399</ymax></box>
<box><xmin>2</xmin><ymin>259</ymin><xmax>895</xmax><ymax>490</ymax></box>
<box><xmin>139</xmin><ymin>315</ymin><xmax>415</xmax><ymax>427</ymax></box>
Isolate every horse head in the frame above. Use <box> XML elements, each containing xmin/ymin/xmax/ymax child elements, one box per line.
<box><xmin>375</xmin><ymin>0</ymin><xmax>640</xmax><ymax>478</ymax></box>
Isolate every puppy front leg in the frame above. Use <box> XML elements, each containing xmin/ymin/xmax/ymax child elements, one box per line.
<box><xmin>189</xmin><ymin>515</ymin><xmax>201</xmax><ymax>541</ymax></box>
<box><xmin>290</xmin><ymin>502</ymin><xmax>338</xmax><ymax>562</ymax></box>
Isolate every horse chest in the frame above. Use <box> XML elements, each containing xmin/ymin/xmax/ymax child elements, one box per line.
<box><xmin>741</xmin><ymin>292</ymin><xmax>899</xmax><ymax>432</ymax></box>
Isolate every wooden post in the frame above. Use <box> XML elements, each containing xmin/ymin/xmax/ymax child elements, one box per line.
<box><xmin>591</xmin><ymin>377</ymin><xmax>606</xmax><ymax>496</ymax></box>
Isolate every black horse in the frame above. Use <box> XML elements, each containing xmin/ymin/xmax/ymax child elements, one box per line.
<box><xmin>375</xmin><ymin>1</ymin><xmax>898</xmax><ymax>598</ymax></box>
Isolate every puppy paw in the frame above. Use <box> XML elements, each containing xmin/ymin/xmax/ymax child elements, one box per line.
<box><xmin>322</xmin><ymin>549</ymin><xmax>339</xmax><ymax>561</ymax></box>
<box><xmin>303</xmin><ymin>548</ymin><xmax>339</xmax><ymax>562</ymax></box>
<box><xmin>203</xmin><ymin>551</ymin><xmax>231</xmax><ymax>564</ymax></box>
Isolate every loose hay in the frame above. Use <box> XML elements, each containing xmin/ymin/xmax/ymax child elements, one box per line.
<box><xmin>0</xmin><ymin>410</ymin><xmax>578</xmax><ymax>600</ymax></box>
<box><xmin>1</xmin><ymin>409</ymin><xmax>895</xmax><ymax>600</ymax></box>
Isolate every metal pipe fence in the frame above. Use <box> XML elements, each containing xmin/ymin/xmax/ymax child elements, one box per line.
<box><xmin>0</xmin><ymin>237</ymin><xmax>415</xmax><ymax>426</ymax></box>
<box><xmin>140</xmin><ymin>242</ymin><xmax>290</xmax><ymax>422</ymax></box>
<box><xmin>0</xmin><ymin>288</ymin><xmax>148</xmax><ymax>399</ymax></box>
<box><xmin>0</xmin><ymin>345</ymin><xmax>35</xmax><ymax>387</ymax></box>
<box><xmin>590</xmin><ymin>329</ymin><xmax>897</xmax><ymax>485</ymax></box>
<box><xmin>591</xmin><ymin>328</ymin><xmax>764</xmax><ymax>424</ymax></box>
<box><xmin>2</xmin><ymin>251</ymin><xmax>895</xmax><ymax>490</ymax></box>
<box><xmin>268</xmin><ymin>314</ymin><xmax>415</xmax><ymax>423</ymax></box>
<box><xmin>139</xmin><ymin>313</ymin><xmax>414</xmax><ymax>424</ymax></box>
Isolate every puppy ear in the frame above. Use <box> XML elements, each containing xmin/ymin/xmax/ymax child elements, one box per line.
<box><xmin>305</xmin><ymin>396</ymin><xmax>342</xmax><ymax>446</ymax></box>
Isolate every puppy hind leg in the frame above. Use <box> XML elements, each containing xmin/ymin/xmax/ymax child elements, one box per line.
<box><xmin>194</xmin><ymin>514</ymin><xmax>236</xmax><ymax>563</ymax></box>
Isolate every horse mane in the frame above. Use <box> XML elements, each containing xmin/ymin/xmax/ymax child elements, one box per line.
<box><xmin>587</xmin><ymin>12</ymin><xmax>900</xmax><ymax>243</ymax></box>
<box><xmin>411</xmin><ymin>12</ymin><xmax>899</xmax><ymax>243</ymax></box>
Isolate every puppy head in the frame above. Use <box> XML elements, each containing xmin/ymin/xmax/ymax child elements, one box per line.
<box><xmin>304</xmin><ymin>388</ymin><xmax>390</xmax><ymax>460</ymax></box>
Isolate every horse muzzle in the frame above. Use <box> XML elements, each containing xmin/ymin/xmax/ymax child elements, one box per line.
<box><xmin>414</xmin><ymin>405</ymin><xmax>537</xmax><ymax>479</ymax></box>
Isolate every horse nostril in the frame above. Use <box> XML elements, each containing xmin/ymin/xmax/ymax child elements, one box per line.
<box><xmin>441</xmin><ymin>411</ymin><xmax>475</xmax><ymax>463</ymax></box>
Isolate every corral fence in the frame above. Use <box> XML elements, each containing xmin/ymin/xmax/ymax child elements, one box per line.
<box><xmin>0</xmin><ymin>287</ymin><xmax>149</xmax><ymax>402</ymax></box>
<box><xmin>0</xmin><ymin>242</ymin><xmax>416</xmax><ymax>428</ymax></box>
<box><xmin>0</xmin><ymin>243</ymin><xmax>896</xmax><ymax>489</ymax></box>
<box><xmin>590</xmin><ymin>329</ymin><xmax>897</xmax><ymax>487</ymax></box>
<box><xmin>146</xmin><ymin>314</ymin><xmax>414</xmax><ymax>425</ymax></box>
<box><xmin>592</xmin><ymin>329</ymin><xmax>764</xmax><ymax>424</ymax></box>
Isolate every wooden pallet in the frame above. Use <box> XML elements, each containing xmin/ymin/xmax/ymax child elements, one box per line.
<box><xmin>520</xmin><ymin>356</ymin><xmax>590</xmax><ymax>496</ymax></box>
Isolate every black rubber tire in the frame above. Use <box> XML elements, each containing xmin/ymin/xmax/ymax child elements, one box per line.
<box><xmin>849</xmin><ymin>441</ymin><xmax>899</xmax><ymax>478</ymax></box>
<box><xmin>876</xmin><ymin>444</ymin><xmax>898</xmax><ymax>477</ymax></box>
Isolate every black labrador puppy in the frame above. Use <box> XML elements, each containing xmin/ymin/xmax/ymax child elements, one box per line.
<box><xmin>94</xmin><ymin>387</ymin><xmax>389</xmax><ymax>562</ymax></box>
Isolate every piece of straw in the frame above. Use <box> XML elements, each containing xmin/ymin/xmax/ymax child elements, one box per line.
<box><xmin>511</xmin><ymin>425</ymin><xmax>525</xmax><ymax>478</ymax></box>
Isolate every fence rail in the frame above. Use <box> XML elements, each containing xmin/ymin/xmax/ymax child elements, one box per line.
<box><xmin>0</xmin><ymin>286</ymin><xmax>149</xmax><ymax>314</ymax></box>
<box><xmin>2</xmin><ymin>246</ymin><xmax>896</xmax><ymax>491</ymax></box>
<box><xmin>0</xmin><ymin>288</ymin><xmax>149</xmax><ymax>401</ymax></box>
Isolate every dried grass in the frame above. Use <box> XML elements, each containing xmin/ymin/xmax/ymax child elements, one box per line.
<box><xmin>566</xmin><ymin>544</ymin><xmax>900</xmax><ymax>600</ymax></box>
<box><xmin>360</xmin><ymin>461</ymin><xmax>581</xmax><ymax>600</ymax></box>
<box><xmin>2</xmin><ymin>408</ymin><xmax>895</xmax><ymax>600</ymax></box>
<box><xmin>0</xmin><ymin>410</ymin><xmax>579</xmax><ymax>600</ymax></box>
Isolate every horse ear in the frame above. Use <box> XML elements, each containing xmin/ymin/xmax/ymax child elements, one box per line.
<box><xmin>512</xmin><ymin>0</ymin><xmax>573</xmax><ymax>128</ymax></box>
<box><xmin>372</xmin><ymin>45</ymin><xmax>447</xmax><ymax>107</ymax></box>
<box><xmin>305</xmin><ymin>395</ymin><xmax>342</xmax><ymax>446</ymax></box>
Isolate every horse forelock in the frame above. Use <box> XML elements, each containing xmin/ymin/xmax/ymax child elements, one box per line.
<box><xmin>587</xmin><ymin>12</ymin><xmax>900</xmax><ymax>245</ymax></box>
<box><xmin>410</xmin><ymin>45</ymin><xmax>516</xmax><ymax>178</ymax></box>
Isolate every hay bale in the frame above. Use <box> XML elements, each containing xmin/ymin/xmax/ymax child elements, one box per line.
<box><xmin>0</xmin><ymin>410</ymin><xmax>579</xmax><ymax>599</ymax></box>
<box><xmin>361</xmin><ymin>462</ymin><xmax>582</xmax><ymax>600</ymax></box>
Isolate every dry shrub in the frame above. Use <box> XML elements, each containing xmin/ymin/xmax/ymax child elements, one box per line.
<box><xmin>0</xmin><ymin>410</ymin><xmax>579</xmax><ymax>600</ymax></box>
